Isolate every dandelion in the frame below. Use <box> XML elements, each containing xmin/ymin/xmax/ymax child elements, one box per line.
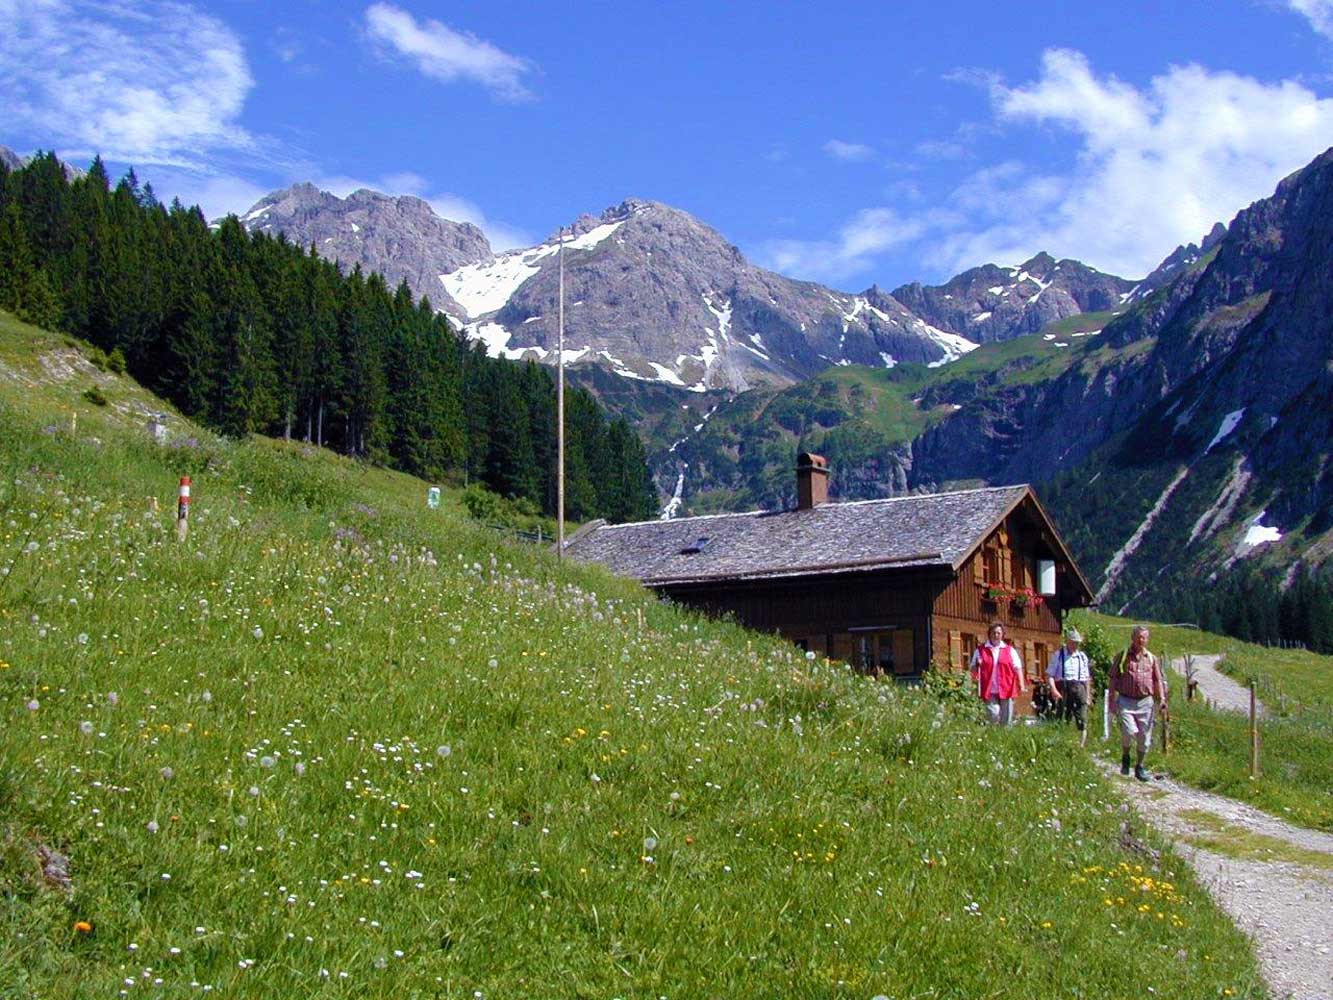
<box><xmin>235</xmin><ymin>815</ymin><xmax>248</xmax><ymax>828</ymax></box>
<box><xmin>79</xmin><ymin>720</ymin><xmax>94</xmax><ymax>735</ymax></box>
<box><xmin>160</xmin><ymin>767</ymin><xmax>173</xmax><ymax>780</ymax></box>
<box><xmin>146</xmin><ymin>821</ymin><xmax>159</xmax><ymax>834</ymax></box>
<box><xmin>259</xmin><ymin>755</ymin><xmax>275</xmax><ymax>769</ymax></box>
<box><xmin>643</xmin><ymin>836</ymin><xmax>658</xmax><ymax>852</ymax></box>
<box><xmin>201</xmin><ymin>690</ymin><xmax>212</xmax><ymax>704</ymax></box>
<box><xmin>73</xmin><ymin>920</ymin><xmax>92</xmax><ymax>933</ymax></box>
<box><xmin>436</xmin><ymin>745</ymin><xmax>451</xmax><ymax>758</ymax></box>
<box><xmin>487</xmin><ymin>658</ymin><xmax>498</xmax><ymax>669</ymax></box>
<box><xmin>252</xmin><ymin>627</ymin><xmax>263</xmax><ymax>639</ymax></box>
<box><xmin>106</xmin><ymin>691</ymin><xmax>118</xmax><ymax>706</ymax></box>
<box><xmin>294</xmin><ymin>762</ymin><xmax>306</xmax><ymax>777</ymax></box>
<box><xmin>248</xmin><ymin>785</ymin><xmax>260</xmax><ymax>797</ymax></box>
<box><xmin>76</xmin><ymin>633</ymin><xmax>89</xmax><ymax>645</ymax></box>
<box><xmin>26</xmin><ymin>699</ymin><xmax>39</xmax><ymax>712</ymax></box>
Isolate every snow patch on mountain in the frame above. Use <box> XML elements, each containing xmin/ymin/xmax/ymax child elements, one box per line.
<box><xmin>1205</xmin><ymin>408</ymin><xmax>1245</xmax><ymax>453</ymax></box>
<box><xmin>441</xmin><ymin>219</ymin><xmax>625</xmax><ymax>319</ymax></box>
<box><xmin>921</xmin><ymin>324</ymin><xmax>980</xmax><ymax>367</ymax></box>
<box><xmin>1242</xmin><ymin>512</ymin><xmax>1282</xmax><ymax>547</ymax></box>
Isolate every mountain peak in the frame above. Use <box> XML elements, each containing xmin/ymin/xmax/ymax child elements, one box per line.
<box><xmin>235</xmin><ymin>180</ymin><xmax>493</xmax><ymax>313</ymax></box>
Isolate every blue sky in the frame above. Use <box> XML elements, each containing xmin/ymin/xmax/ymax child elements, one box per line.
<box><xmin>3</xmin><ymin>0</ymin><xmax>1333</xmax><ymax>287</ymax></box>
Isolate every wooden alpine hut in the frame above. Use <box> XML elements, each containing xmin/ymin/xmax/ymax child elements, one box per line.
<box><xmin>564</xmin><ymin>454</ymin><xmax>1094</xmax><ymax>698</ymax></box>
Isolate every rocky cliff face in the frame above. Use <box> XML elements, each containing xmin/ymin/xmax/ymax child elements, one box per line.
<box><xmin>0</xmin><ymin>145</ymin><xmax>23</xmax><ymax>171</ymax></box>
<box><xmin>236</xmin><ymin>183</ymin><xmax>494</xmax><ymax>316</ymax></box>
<box><xmin>891</xmin><ymin>252</ymin><xmax>1134</xmax><ymax>343</ymax></box>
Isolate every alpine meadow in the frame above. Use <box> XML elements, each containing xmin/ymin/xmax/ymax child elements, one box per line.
<box><xmin>0</xmin><ymin>313</ymin><xmax>1267</xmax><ymax>997</ymax></box>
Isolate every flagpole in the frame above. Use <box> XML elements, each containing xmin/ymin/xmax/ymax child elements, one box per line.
<box><xmin>557</xmin><ymin>226</ymin><xmax>566</xmax><ymax>560</ymax></box>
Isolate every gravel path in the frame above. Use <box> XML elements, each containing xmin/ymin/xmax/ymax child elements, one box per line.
<box><xmin>1100</xmin><ymin>762</ymin><xmax>1333</xmax><ymax>999</ymax></box>
<box><xmin>1171</xmin><ymin>653</ymin><xmax>1268</xmax><ymax>717</ymax></box>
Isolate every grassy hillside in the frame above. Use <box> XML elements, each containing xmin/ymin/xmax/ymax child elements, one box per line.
<box><xmin>1073</xmin><ymin>611</ymin><xmax>1333</xmax><ymax>831</ymax></box>
<box><xmin>0</xmin><ymin>312</ymin><xmax>1266</xmax><ymax>998</ymax></box>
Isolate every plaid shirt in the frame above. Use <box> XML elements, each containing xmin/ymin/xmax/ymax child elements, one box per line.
<box><xmin>1109</xmin><ymin>648</ymin><xmax>1166</xmax><ymax>700</ymax></box>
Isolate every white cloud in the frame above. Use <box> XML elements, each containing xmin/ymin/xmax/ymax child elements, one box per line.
<box><xmin>316</xmin><ymin>171</ymin><xmax>532</xmax><ymax>250</ymax></box>
<box><xmin>155</xmin><ymin>170</ymin><xmax>273</xmax><ymax>221</ymax></box>
<box><xmin>1287</xmin><ymin>0</ymin><xmax>1333</xmax><ymax>39</ymax></box>
<box><xmin>762</xmin><ymin>207</ymin><xmax>926</xmax><ymax>284</ymax></box>
<box><xmin>0</xmin><ymin>0</ymin><xmax>257</xmax><ymax>169</ymax></box>
<box><xmin>824</xmin><ymin>139</ymin><xmax>874</xmax><ymax>162</ymax></box>
<box><xmin>785</xmin><ymin>48</ymin><xmax>1333</xmax><ymax>285</ymax></box>
<box><xmin>364</xmin><ymin>3</ymin><xmax>534</xmax><ymax>101</ymax></box>
<box><xmin>931</xmin><ymin>49</ymin><xmax>1333</xmax><ymax>276</ymax></box>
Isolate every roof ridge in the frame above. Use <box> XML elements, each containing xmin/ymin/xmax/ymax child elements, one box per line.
<box><xmin>599</xmin><ymin>483</ymin><xmax>1030</xmax><ymax>530</ymax></box>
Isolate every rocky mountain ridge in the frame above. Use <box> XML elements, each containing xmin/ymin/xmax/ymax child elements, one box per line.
<box><xmin>438</xmin><ymin>197</ymin><xmax>984</xmax><ymax>393</ymax></box>
<box><xmin>233</xmin><ymin>184</ymin><xmax>1130</xmax><ymax>395</ymax></box>
<box><xmin>236</xmin><ymin>182</ymin><xmax>494</xmax><ymax>317</ymax></box>
<box><xmin>890</xmin><ymin>251</ymin><xmax>1134</xmax><ymax>343</ymax></box>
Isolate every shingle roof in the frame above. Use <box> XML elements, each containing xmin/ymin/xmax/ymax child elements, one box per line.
<box><xmin>565</xmin><ymin>485</ymin><xmax>1032</xmax><ymax>586</ymax></box>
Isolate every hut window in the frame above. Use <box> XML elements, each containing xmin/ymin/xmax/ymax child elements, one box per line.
<box><xmin>982</xmin><ymin>546</ymin><xmax>1002</xmax><ymax>583</ymax></box>
<box><xmin>679</xmin><ymin>536</ymin><xmax>711</xmax><ymax>554</ymax></box>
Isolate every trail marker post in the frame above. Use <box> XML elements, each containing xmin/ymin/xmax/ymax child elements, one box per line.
<box><xmin>1249</xmin><ymin>681</ymin><xmax>1260</xmax><ymax>779</ymax></box>
<box><xmin>176</xmin><ymin>476</ymin><xmax>191</xmax><ymax>542</ymax></box>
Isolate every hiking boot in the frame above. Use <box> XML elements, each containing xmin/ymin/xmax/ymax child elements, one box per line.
<box><xmin>1134</xmin><ymin>765</ymin><xmax>1149</xmax><ymax>782</ymax></box>
<box><xmin>1121</xmin><ymin>753</ymin><xmax>1131</xmax><ymax>776</ymax></box>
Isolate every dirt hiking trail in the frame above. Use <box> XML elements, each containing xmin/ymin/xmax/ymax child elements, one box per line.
<box><xmin>1097</xmin><ymin>655</ymin><xmax>1330</xmax><ymax>998</ymax></box>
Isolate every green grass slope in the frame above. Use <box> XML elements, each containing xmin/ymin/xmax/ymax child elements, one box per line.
<box><xmin>1073</xmin><ymin>611</ymin><xmax>1333</xmax><ymax>831</ymax></box>
<box><xmin>0</xmin><ymin>313</ymin><xmax>1265</xmax><ymax>998</ymax></box>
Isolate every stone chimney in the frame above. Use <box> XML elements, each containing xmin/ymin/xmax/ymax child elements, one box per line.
<box><xmin>796</xmin><ymin>452</ymin><xmax>830</xmax><ymax>510</ymax></box>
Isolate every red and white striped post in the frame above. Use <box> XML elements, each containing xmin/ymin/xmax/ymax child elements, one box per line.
<box><xmin>175</xmin><ymin>476</ymin><xmax>191</xmax><ymax>541</ymax></box>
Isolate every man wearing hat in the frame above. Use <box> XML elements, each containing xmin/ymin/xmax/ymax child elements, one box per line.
<box><xmin>1047</xmin><ymin>627</ymin><xmax>1093</xmax><ymax>741</ymax></box>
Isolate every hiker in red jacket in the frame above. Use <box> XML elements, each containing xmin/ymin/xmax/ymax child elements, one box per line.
<box><xmin>970</xmin><ymin>622</ymin><xmax>1027</xmax><ymax>725</ymax></box>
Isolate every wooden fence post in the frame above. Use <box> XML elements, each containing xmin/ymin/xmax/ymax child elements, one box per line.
<box><xmin>1249</xmin><ymin>681</ymin><xmax>1260</xmax><ymax>779</ymax></box>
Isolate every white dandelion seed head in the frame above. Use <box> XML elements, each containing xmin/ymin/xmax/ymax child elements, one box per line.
<box><xmin>259</xmin><ymin>756</ymin><xmax>275</xmax><ymax>769</ymax></box>
<box><xmin>436</xmin><ymin>745</ymin><xmax>451</xmax><ymax>758</ymax></box>
<box><xmin>79</xmin><ymin>720</ymin><xmax>93</xmax><ymax>735</ymax></box>
<box><xmin>146</xmin><ymin>820</ymin><xmax>159</xmax><ymax>834</ymax></box>
<box><xmin>77</xmin><ymin>633</ymin><xmax>89</xmax><ymax>645</ymax></box>
<box><xmin>294</xmin><ymin>762</ymin><xmax>306</xmax><ymax>777</ymax></box>
<box><xmin>248</xmin><ymin>786</ymin><xmax>260</xmax><ymax>797</ymax></box>
<box><xmin>252</xmin><ymin>627</ymin><xmax>263</xmax><ymax>640</ymax></box>
<box><xmin>25</xmin><ymin>699</ymin><xmax>39</xmax><ymax>711</ymax></box>
<box><xmin>234</xmin><ymin>815</ymin><xmax>248</xmax><ymax>828</ymax></box>
<box><xmin>201</xmin><ymin>690</ymin><xmax>212</xmax><ymax>704</ymax></box>
<box><xmin>487</xmin><ymin>658</ymin><xmax>498</xmax><ymax>669</ymax></box>
<box><xmin>643</xmin><ymin>836</ymin><xmax>658</xmax><ymax>851</ymax></box>
<box><xmin>159</xmin><ymin>767</ymin><xmax>173</xmax><ymax>780</ymax></box>
<box><xmin>107</xmin><ymin>691</ymin><xmax>118</xmax><ymax>706</ymax></box>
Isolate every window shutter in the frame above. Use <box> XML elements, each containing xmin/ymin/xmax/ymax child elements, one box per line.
<box><xmin>949</xmin><ymin>630</ymin><xmax>962</xmax><ymax>669</ymax></box>
<box><xmin>973</xmin><ymin>554</ymin><xmax>985</xmax><ymax>583</ymax></box>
